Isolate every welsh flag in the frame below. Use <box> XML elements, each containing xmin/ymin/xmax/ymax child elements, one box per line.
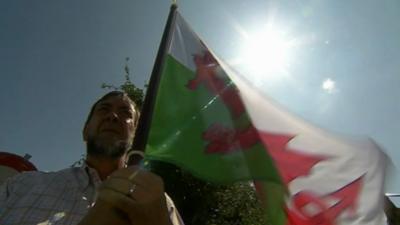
<box><xmin>143</xmin><ymin>6</ymin><xmax>387</xmax><ymax>225</ymax></box>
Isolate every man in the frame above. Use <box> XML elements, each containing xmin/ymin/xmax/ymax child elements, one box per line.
<box><xmin>0</xmin><ymin>91</ymin><xmax>183</xmax><ymax>225</ymax></box>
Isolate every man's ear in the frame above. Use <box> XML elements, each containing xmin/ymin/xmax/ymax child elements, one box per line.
<box><xmin>83</xmin><ymin>125</ymin><xmax>88</xmax><ymax>142</ymax></box>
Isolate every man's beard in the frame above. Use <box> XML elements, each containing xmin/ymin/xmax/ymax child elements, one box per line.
<box><xmin>86</xmin><ymin>136</ymin><xmax>131</xmax><ymax>159</ymax></box>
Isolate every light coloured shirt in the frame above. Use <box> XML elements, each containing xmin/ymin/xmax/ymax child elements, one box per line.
<box><xmin>0</xmin><ymin>164</ymin><xmax>184</xmax><ymax>225</ymax></box>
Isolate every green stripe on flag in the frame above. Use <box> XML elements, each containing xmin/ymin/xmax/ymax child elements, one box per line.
<box><xmin>146</xmin><ymin>55</ymin><xmax>282</xmax><ymax>186</ymax></box>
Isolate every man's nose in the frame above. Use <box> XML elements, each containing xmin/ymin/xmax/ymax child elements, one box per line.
<box><xmin>106</xmin><ymin>111</ymin><xmax>119</xmax><ymax>122</ymax></box>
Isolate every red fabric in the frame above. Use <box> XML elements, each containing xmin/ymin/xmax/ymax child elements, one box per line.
<box><xmin>0</xmin><ymin>152</ymin><xmax>37</xmax><ymax>172</ymax></box>
<box><xmin>259</xmin><ymin>131</ymin><xmax>325</xmax><ymax>185</ymax></box>
<box><xmin>255</xmin><ymin>131</ymin><xmax>364</xmax><ymax>225</ymax></box>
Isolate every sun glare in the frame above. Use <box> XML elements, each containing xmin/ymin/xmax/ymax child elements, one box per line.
<box><xmin>239</xmin><ymin>24</ymin><xmax>294</xmax><ymax>78</ymax></box>
<box><xmin>322</xmin><ymin>78</ymin><xmax>336</xmax><ymax>93</ymax></box>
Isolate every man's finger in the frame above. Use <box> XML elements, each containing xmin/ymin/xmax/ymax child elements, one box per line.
<box><xmin>102</xmin><ymin>176</ymin><xmax>138</xmax><ymax>195</ymax></box>
<box><xmin>110</xmin><ymin>167</ymin><xmax>163</xmax><ymax>191</ymax></box>
<box><xmin>97</xmin><ymin>187</ymin><xmax>137</xmax><ymax>210</ymax></box>
<box><xmin>109</xmin><ymin>166</ymin><xmax>140</xmax><ymax>178</ymax></box>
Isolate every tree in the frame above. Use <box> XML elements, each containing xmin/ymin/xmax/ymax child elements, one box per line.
<box><xmin>149</xmin><ymin>161</ymin><xmax>267</xmax><ymax>225</ymax></box>
<box><xmin>101</xmin><ymin>57</ymin><xmax>145</xmax><ymax>109</ymax></box>
<box><xmin>385</xmin><ymin>196</ymin><xmax>400</xmax><ymax>225</ymax></box>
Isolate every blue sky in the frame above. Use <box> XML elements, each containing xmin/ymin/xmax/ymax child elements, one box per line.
<box><xmin>1</xmin><ymin>0</ymin><xmax>399</xmax><ymax>197</ymax></box>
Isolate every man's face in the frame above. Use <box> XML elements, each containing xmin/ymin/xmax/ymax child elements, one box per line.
<box><xmin>83</xmin><ymin>95</ymin><xmax>137</xmax><ymax>158</ymax></box>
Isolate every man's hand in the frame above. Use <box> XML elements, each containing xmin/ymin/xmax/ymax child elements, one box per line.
<box><xmin>97</xmin><ymin>166</ymin><xmax>173</xmax><ymax>225</ymax></box>
<box><xmin>78</xmin><ymin>199</ymin><xmax>130</xmax><ymax>225</ymax></box>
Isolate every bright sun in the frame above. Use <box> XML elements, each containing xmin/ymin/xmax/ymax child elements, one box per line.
<box><xmin>239</xmin><ymin>24</ymin><xmax>294</xmax><ymax>79</ymax></box>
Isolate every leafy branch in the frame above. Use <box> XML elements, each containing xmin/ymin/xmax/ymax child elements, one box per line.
<box><xmin>101</xmin><ymin>57</ymin><xmax>145</xmax><ymax>109</ymax></box>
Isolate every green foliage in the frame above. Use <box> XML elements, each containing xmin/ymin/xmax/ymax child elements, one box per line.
<box><xmin>205</xmin><ymin>183</ymin><xmax>267</xmax><ymax>225</ymax></box>
<box><xmin>149</xmin><ymin>161</ymin><xmax>268</xmax><ymax>225</ymax></box>
<box><xmin>101</xmin><ymin>57</ymin><xmax>145</xmax><ymax>109</ymax></box>
<box><xmin>385</xmin><ymin>197</ymin><xmax>400</xmax><ymax>225</ymax></box>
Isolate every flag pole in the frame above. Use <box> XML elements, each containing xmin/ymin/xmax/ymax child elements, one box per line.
<box><xmin>130</xmin><ymin>4</ymin><xmax>178</xmax><ymax>161</ymax></box>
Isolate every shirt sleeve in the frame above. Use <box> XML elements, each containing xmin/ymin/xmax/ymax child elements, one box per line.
<box><xmin>0</xmin><ymin>172</ymin><xmax>34</xmax><ymax>206</ymax></box>
<box><xmin>0</xmin><ymin>176</ymin><xmax>15</xmax><ymax>212</ymax></box>
<box><xmin>165</xmin><ymin>193</ymin><xmax>185</xmax><ymax>225</ymax></box>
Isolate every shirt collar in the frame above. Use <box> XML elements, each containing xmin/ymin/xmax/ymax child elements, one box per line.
<box><xmin>76</xmin><ymin>161</ymin><xmax>102</xmax><ymax>191</ymax></box>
